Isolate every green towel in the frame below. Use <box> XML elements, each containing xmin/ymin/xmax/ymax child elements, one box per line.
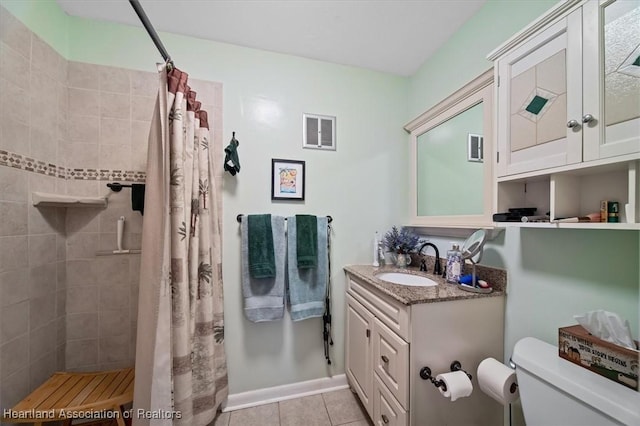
<box><xmin>296</xmin><ymin>214</ymin><xmax>317</xmax><ymax>269</ymax></box>
<box><xmin>224</xmin><ymin>136</ymin><xmax>240</xmax><ymax>176</ymax></box>
<box><xmin>248</xmin><ymin>214</ymin><xmax>275</xmax><ymax>278</ymax></box>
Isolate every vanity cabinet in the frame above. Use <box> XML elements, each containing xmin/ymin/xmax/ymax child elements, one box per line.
<box><xmin>345</xmin><ymin>271</ymin><xmax>504</xmax><ymax>426</ymax></box>
<box><xmin>491</xmin><ymin>0</ymin><xmax>640</xmax><ymax>178</ymax></box>
<box><xmin>489</xmin><ymin>0</ymin><xmax>640</xmax><ymax>228</ymax></box>
<box><xmin>346</xmin><ymin>294</ymin><xmax>375</xmax><ymax>413</ymax></box>
<box><xmin>346</xmin><ymin>276</ymin><xmax>410</xmax><ymax>421</ymax></box>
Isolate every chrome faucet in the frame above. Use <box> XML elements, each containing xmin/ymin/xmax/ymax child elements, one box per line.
<box><xmin>417</xmin><ymin>242</ymin><xmax>442</xmax><ymax>275</ymax></box>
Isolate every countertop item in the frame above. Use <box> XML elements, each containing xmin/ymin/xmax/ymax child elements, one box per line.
<box><xmin>344</xmin><ymin>264</ymin><xmax>505</xmax><ymax>305</ymax></box>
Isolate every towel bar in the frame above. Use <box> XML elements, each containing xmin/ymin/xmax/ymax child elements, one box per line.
<box><xmin>236</xmin><ymin>214</ymin><xmax>332</xmax><ymax>223</ymax></box>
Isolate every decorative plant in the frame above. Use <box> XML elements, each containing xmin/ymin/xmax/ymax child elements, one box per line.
<box><xmin>382</xmin><ymin>226</ymin><xmax>420</xmax><ymax>254</ymax></box>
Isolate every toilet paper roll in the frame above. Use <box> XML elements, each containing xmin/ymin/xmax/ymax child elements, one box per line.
<box><xmin>435</xmin><ymin>370</ymin><xmax>473</xmax><ymax>401</ymax></box>
<box><xmin>477</xmin><ymin>357</ymin><xmax>519</xmax><ymax>404</ymax></box>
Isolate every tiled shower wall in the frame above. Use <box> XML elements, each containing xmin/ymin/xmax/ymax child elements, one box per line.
<box><xmin>0</xmin><ymin>5</ymin><xmax>222</xmax><ymax>411</ymax></box>
<box><xmin>0</xmin><ymin>6</ymin><xmax>68</xmax><ymax>411</ymax></box>
<box><xmin>62</xmin><ymin>58</ymin><xmax>156</xmax><ymax>373</ymax></box>
<box><xmin>62</xmin><ymin>62</ymin><xmax>222</xmax><ymax>373</ymax></box>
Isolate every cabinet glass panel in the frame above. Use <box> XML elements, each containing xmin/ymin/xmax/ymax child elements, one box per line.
<box><xmin>416</xmin><ymin>102</ymin><xmax>483</xmax><ymax>216</ymax></box>
<box><xmin>603</xmin><ymin>0</ymin><xmax>640</xmax><ymax>145</ymax></box>
<box><xmin>510</xmin><ymin>49</ymin><xmax>567</xmax><ymax>152</ymax></box>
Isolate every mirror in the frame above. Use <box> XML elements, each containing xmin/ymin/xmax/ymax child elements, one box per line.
<box><xmin>417</xmin><ymin>103</ymin><xmax>484</xmax><ymax>216</ymax></box>
<box><xmin>405</xmin><ymin>69</ymin><xmax>494</xmax><ymax>227</ymax></box>
<box><xmin>461</xmin><ymin>229</ymin><xmax>487</xmax><ymax>285</ymax></box>
<box><xmin>461</xmin><ymin>229</ymin><xmax>487</xmax><ymax>264</ymax></box>
<box><xmin>603</xmin><ymin>0</ymin><xmax>640</xmax><ymax>145</ymax></box>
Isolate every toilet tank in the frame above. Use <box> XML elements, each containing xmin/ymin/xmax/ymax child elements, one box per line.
<box><xmin>512</xmin><ymin>337</ymin><xmax>639</xmax><ymax>426</ymax></box>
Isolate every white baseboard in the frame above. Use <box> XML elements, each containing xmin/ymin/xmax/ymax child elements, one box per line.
<box><xmin>223</xmin><ymin>374</ymin><xmax>349</xmax><ymax>412</ymax></box>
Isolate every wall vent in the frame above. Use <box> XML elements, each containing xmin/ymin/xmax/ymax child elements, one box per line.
<box><xmin>303</xmin><ymin>113</ymin><xmax>336</xmax><ymax>151</ymax></box>
<box><xmin>468</xmin><ymin>133</ymin><xmax>484</xmax><ymax>162</ymax></box>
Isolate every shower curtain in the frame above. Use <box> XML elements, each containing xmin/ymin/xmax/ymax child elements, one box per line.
<box><xmin>133</xmin><ymin>64</ymin><xmax>227</xmax><ymax>426</ymax></box>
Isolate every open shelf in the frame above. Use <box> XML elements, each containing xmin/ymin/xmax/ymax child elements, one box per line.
<box><xmin>494</xmin><ymin>160</ymin><xmax>639</xmax><ymax>230</ymax></box>
<box><xmin>32</xmin><ymin>191</ymin><xmax>108</xmax><ymax>208</ymax></box>
<box><xmin>408</xmin><ymin>225</ymin><xmax>504</xmax><ymax>240</ymax></box>
<box><xmin>496</xmin><ymin>222</ymin><xmax>639</xmax><ymax>230</ymax></box>
<box><xmin>555</xmin><ymin>222</ymin><xmax>639</xmax><ymax>230</ymax></box>
<box><xmin>95</xmin><ymin>250</ymin><xmax>141</xmax><ymax>256</ymax></box>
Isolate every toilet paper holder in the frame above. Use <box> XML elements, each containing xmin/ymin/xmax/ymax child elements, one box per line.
<box><xmin>419</xmin><ymin>360</ymin><xmax>472</xmax><ymax>392</ymax></box>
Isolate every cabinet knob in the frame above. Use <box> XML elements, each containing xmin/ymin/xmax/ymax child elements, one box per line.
<box><xmin>582</xmin><ymin>114</ymin><xmax>595</xmax><ymax>124</ymax></box>
<box><xmin>381</xmin><ymin>355</ymin><xmax>389</xmax><ymax>363</ymax></box>
<box><xmin>382</xmin><ymin>414</ymin><xmax>390</xmax><ymax>424</ymax></box>
<box><xmin>566</xmin><ymin>119</ymin><xmax>580</xmax><ymax>128</ymax></box>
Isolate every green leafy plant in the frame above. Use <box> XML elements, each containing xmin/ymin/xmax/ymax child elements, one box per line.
<box><xmin>382</xmin><ymin>226</ymin><xmax>420</xmax><ymax>254</ymax></box>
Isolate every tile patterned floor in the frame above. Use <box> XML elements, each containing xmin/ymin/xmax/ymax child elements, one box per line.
<box><xmin>211</xmin><ymin>388</ymin><xmax>372</xmax><ymax>426</ymax></box>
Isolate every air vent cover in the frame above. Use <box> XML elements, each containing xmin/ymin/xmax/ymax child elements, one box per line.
<box><xmin>303</xmin><ymin>113</ymin><xmax>336</xmax><ymax>151</ymax></box>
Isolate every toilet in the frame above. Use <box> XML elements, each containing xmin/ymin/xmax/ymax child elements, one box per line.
<box><xmin>512</xmin><ymin>337</ymin><xmax>640</xmax><ymax>426</ymax></box>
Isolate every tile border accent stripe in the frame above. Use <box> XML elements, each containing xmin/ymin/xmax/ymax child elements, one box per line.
<box><xmin>0</xmin><ymin>150</ymin><xmax>146</xmax><ymax>182</ymax></box>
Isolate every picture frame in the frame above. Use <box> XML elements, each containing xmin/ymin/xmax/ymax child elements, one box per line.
<box><xmin>271</xmin><ymin>159</ymin><xmax>305</xmax><ymax>201</ymax></box>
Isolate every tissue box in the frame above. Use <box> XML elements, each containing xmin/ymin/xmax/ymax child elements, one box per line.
<box><xmin>559</xmin><ymin>325</ymin><xmax>639</xmax><ymax>390</ymax></box>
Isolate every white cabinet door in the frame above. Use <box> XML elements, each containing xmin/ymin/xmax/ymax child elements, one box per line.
<box><xmin>583</xmin><ymin>0</ymin><xmax>640</xmax><ymax>162</ymax></box>
<box><xmin>346</xmin><ymin>294</ymin><xmax>374</xmax><ymax>417</ymax></box>
<box><xmin>496</xmin><ymin>8</ymin><xmax>583</xmax><ymax>177</ymax></box>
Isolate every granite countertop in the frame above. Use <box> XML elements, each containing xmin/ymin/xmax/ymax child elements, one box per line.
<box><xmin>344</xmin><ymin>264</ymin><xmax>506</xmax><ymax>305</ymax></box>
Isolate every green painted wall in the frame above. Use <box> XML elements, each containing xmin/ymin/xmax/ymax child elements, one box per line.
<box><xmin>409</xmin><ymin>0</ymin><xmax>558</xmax><ymax>118</ymax></box>
<box><xmin>0</xmin><ymin>0</ymin><xmax>69</xmax><ymax>57</ymax></box>
<box><xmin>71</xmin><ymin>23</ymin><xmax>410</xmax><ymax>395</ymax></box>
<box><xmin>409</xmin><ymin>1</ymin><xmax>639</xmax><ymax>423</ymax></box>
<box><xmin>6</xmin><ymin>0</ymin><xmax>409</xmax><ymax>395</ymax></box>
<box><xmin>409</xmin><ymin>0</ymin><xmax>639</xmax><ymax>346</ymax></box>
<box><xmin>6</xmin><ymin>1</ymin><xmax>639</xmax><ymax>419</ymax></box>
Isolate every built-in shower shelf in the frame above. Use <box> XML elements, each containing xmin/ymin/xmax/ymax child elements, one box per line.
<box><xmin>95</xmin><ymin>250</ymin><xmax>142</xmax><ymax>256</ymax></box>
<box><xmin>32</xmin><ymin>191</ymin><xmax>108</xmax><ymax>208</ymax></box>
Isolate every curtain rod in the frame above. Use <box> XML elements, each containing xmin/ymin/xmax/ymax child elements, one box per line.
<box><xmin>236</xmin><ymin>214</ymin><xmax>333</xmax><ymax>223</ymax></box>
<box><xmin>129</xmin><ymin>0</ymin><xmax>173</xmax><ymax>67</ymax></box>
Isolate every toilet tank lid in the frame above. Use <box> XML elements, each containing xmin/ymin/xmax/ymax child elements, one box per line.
<box><xmin>512</xmin><ymin>337</ymin><xmax>640</xmax><ymax>426</ymax></box>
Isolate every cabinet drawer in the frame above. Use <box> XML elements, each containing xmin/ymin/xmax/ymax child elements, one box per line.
<box><xmin>373</xmin><ymin>318</ymin><xmax>409</xmax><ymax>410</ymax></box>
<box><xmin>373</xmin><ymin>373</ymin><xmax>408</xmax><ymax>426</ymax></box>
<box><xmin>347</xmin><ymin>275</ymin><xmax>410</xmax><ymax>341</ymax></box>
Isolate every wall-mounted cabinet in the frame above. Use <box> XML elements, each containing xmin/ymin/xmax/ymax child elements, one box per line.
<box><xmin>489</xmin><ymin>0</ymin><xmax>639</xmax><ymax>178</ymax></box>
<box><xmin>489</xmin><ymin>0</ymin><xmax>640</xmax><ymax>230</ymax></box>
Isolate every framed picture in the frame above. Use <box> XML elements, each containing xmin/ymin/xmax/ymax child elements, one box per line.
<box><xmin>271</xmin><ymin>159</ymin><xmax>305</xmax><ymax>201</ymax></box>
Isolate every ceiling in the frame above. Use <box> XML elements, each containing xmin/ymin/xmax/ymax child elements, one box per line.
<box><xmin>56</xmin><ymin>0</ymin><xmax>486</xmax><ymax>76</ymax></box>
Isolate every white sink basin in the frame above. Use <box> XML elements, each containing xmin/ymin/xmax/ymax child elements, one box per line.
<box><xmin>375</xmin><ymin>272</ymin><xmax>438</xmax><ymax>287</ymax></box>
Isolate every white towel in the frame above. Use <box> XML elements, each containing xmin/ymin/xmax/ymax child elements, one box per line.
<box><xmin>241</xmin><ymin>216</ymin><xmax>286</xmax><ymax>322</ymax></box>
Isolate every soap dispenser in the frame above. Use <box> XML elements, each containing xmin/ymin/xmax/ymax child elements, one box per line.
<box><xmin>446</xmin><ymin>243</ymin><xmax>462</xmax><ymax>284</ymax></box>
